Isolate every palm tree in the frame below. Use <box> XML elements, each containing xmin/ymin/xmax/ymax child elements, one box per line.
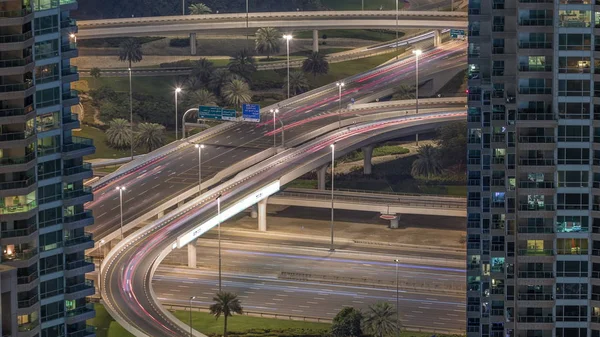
<box><xmin>222</xmin><ymin>78</ymin><xmax>251</xmax><ymax>108</ymax></box>
<box><xmin>118</xmin><ymin>39</ymin><xmax>143</xmax><ymax>69</ymax></box>
<box><xmin>135</xmin><ymin>123</ymin><xmax>165</xmax><ymax>152</ymax></box>
<box><xmin>106</xmin><ymin>118</ymin><xmax>132</xmax><ymax>149</ymax></box>
<box><xmin>394</xmin><ymin>84</ymin><xmax>416</xmax><ymax>100</ymax></box>
<box><xmin>361</xmin><ymin>302</ymin><xmax>399</xmax><ymax>337</ymax></box>
<box><xmin>411</xmin><ymin>144</ymin><xmax>443</xmax><ymax>178</ymax></box>
<box><xmin>188</xmin><ymin>2</ymin><xmax>212</xmax><ymax>14</ymax></box>
<box><xmin>188</xmin><ymin>58</ymin><xmax>215</xmax><ymax>89</ymax></box>
<box><xmin>255</xmin><ymin>27</ymin><xmax>281</xmax><ymax>60</ymax></box>
<box><xmin>302</xmin><ymin>51</ymin><xmax>329</xmax><ymax>78</ymax></box>
<box><xmin>228</xmin><ymin>49</ymin><xmax>257</xmax><ymax>81</ymax></box>
<box><xmin>285</xmin><ymin>70</ymin><xmax>310</xmax><ymax>96</ymax></box>
<box><xmin>209</xmin><ymin>68</ymin><xmax>233</xmax><ymax>96</ymax></box>
<box><xmin>184</xmin><ymin>89</ymin><xmax>217</xmax><ymax>109</ymax></box>
<box><xmin>209</xmin><ymin>291</ymin><xmax>243</xmax><ymax>337</ymax></box>
<box><xmin>89</xmin><ymin>67</ymin><xmax>101</xmax><ymax>87</ymax></box>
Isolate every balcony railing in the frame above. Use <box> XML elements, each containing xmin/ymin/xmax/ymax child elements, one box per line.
<box><xmin>62</xmin><ymin>66</ymin><xmax>78</xmax><ymax>76</ymax></box>
<box><xmin>518</xmin><ymin>136</ymin><xmax>554</xmax><ymax>143</ymax></box>
<box><xmin>0</xmin><ymin>56</ymin><xmax>33</xmax><ymax>69</ymax></box>
<box><xmin>517</xmin><ymin>316</ymin><xmax>553</xmax><ymax>323</ymax></box>
<box><xmin>0</xmin><ymin>31</ymin><xmax>32</xmax><ymax>43</ymax></box>
<box><xmin>60</xmin><ymin>18</ymin><xmax>77</xmax><ymax>29</ymax></box>
<box><xmin>63</xmin><ymin>136</ymin><xmax>93</xmax><ymax>153</ymax></box>
<box><xmin>64</xmin><ymin>162</ymin><xmax>92</xmax><ymax>176</ymax></box>
<box><xmin>17</xmin><ymin>294</ymin><xmax>38</xmax><ymax>308</ymax></box>
<box><xmin>1</xmin><ymin>223</ymin><xmax>37</xmax><ymax>238</ymax></box>
<box><xmin>64</xmin><ymin>210</ymin><xmax>93</xmax><ymax>224</ymax></box>
<box><xmin>66</xmin><ymin>279</ymin><xmax>94</xmax><ymax>294</ymax></box>
<box><xmin>0</xmin><ymin>200</ymin><xmax>37</xmax><ymax>215</ymax></box>
<box><xmin>67</xmin><ymin>325</ymin><xmax>95</xmax><ymax>337</ymax></box>
<box><xmin>517</xmin><ymin>293</ymin><xmax>553</xmax><ymax>301</ymax></box>
<box><xmin>0</xmin><ymin>8</ymin><xmax>32</xmax><ymax>18</ymax></box>
<box><xmin>61</xmin><ymin>42</ymin><xmax>77</xmax><ymax>53</ymax></box>
<box><xmin>518</xmin><ymin>203</ymin><xmax>554</xmax><ymax>211</ymax></box>
<box><xmin>66</xmin><ymin>303</ymin><xmax>95</xmax><ymax>317</ymax></box>
<box><xmin>66</xmin><ymin>256</ymin><xmax>94</xmax><ymax>270</ymax></box>
<box><xmin>63</xmin><ymin>186</ymin><xmax>92</xmax><ymax>200</ymax></box>
<box><xmin>0</xmin><ymin>105</ymin><xmax>34</xmax><ymax>118</ymax></box>
<box><xmin>518</xmin><ymin>87</ymin><xmax>551</xmax><ymax>95</ymax></box>
<box><xmin>17</xmin><ymin>270</ymin><xmax>38</xmax><ymax>285</ymax></box>
<box><xmin>519</xmin><ymin>181</ymin><xmax>554</xmax><ymax>189</ymax></box>
<box><xmin>17</xmin><ymin>319</ymin><xmax>39</xmax><ymax>332</ymax></box>
<box><xmin>518</xmin><ymin>271</ymin><xmax>553</xmax><ymax>278</ymax></box>
<box><xmin>65</xmin><ymin>232</ymin><xmax>93</xmax><ymax>247</ymax></box>
<box><xmin>0</xmin><ymin>176</ymin><xmax>36</xmax><ymax>191</ymax></box>
<box><xmin>0</xmin><ymin>81</ymin><xmax>33</xmax><ymax>93</ymax></box>
<box><xmin>518</xmin><ymin>248</ymin><xmax>554</xmax><ymax>256</ymax></box>
<box><xmin>62</xmin><ymin>89</ymin><xmax>79</xmax><ymax>100</ymax></box>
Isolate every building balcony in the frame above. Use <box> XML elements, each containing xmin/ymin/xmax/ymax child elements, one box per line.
<box><xmin>62</xmin><ymin>66</ymin><xmax>79</xmax><ymax>84</ymax></box>
<box><xmin>0</xmin><ymin>55</ymin><xmax>34</xmax><ymax>76</ymax></box>
<box><xmin>0</xmin><ymin>104</ymin><xmax>35</xmax><ymax>125</ymax></box>
<box><xmin>0</xmin><ymin>223</ymin><xmax>37</xmax><ymax>246</ymax></box>
<box><xmin>64</xmin><ymin>232</ymin><xmax>94</xmax><ymax>254</ymax></box>
<box><xmin>0</xmin><ymin>200</ymin><xmax>37</xmax><ymax>217</ymax></box>
<box><xmin>66</xmin><ymin>303</ymin><xmax>95</xmax><ymax>324</ymax></box>
<box><xmin>61</xmin><ymin>18</ymin><xmax>78</xmax><ymax>34</ymax></box>
<box><xmin>65</xmin><ymin>279</ymin><xmax>95</xmax><ymax>301</ymax></box>
<box><xmin>63</xmin><ymin>113</ymin><xmax>81</xmax><ymax>130</ymax></box>
<box><xmin>517</xmin><ymin>293</ymin><xmax>553</xmax><ymax>301</ymax></box>
<box><xmin>61</xmin><ymin>42</ymin><xmax>78</xmax><ymax>59</ymax></box>
<box><xmin>63</xmin><ymin>136</ymin><xmax>95</xmax><ymax>159</ymax></box>
<box><xmin>67</xmin><ymin>325</ymin><xmax>95</xmax><ymax>337</ymax></box>
<box><xmin>0</xmin><ymin>130</ymin><xmax>35</xmax><ymax>149</ymax></box>
<box><xmin>17</xmin><ymin>318</ymin><xmax>39</xmax><ymax>335</ymax></box>
<box><xmin>518</xmin><ymin>248</ymin><xmax>554</xmax><ymax>256</ymax></box>
<box><xmin>60</xmin><ymin>0</ymin><xmax>78</xmax><ymax>10</ymax></box>
<box><xmin>64</xmin><ymin>211</ymin><xmax>94</xmax><ymax>230</ymax></box>
<box><xmin>0</xmin><ymin>8</ymin><xmax>33</xmax><ymax>26</ymax></box>
<box><xmin>0</xmin><ymin>31</ymin><xmax>33</xmax><ymax>51</ymax></box>
<box><xmin>63</xmin><ymin>186</ymin><xmax>93</xmax><ymax>206</ymax></box>
<box><xmin>17</xmin><ymin>270</ymin><xmax>39</xmax><ymax>293</ymax></box>
<box><xmin>517</xmin><ymin>316</ymin><xmax>553</xmax><ymax>323</ymax></box>
<box><xmin>3</xmin><ymin>248</ymin><xmax>38</xmax><ymax>268</ymax></box>
<box><xmin>518</xmin><ymin>158</ymin><xmax>554</xmax><ymax>167</ymax></box>
<box><xmin>0</xmin><ymin>81</ymin><xmax>35</xmax><ymax>100</ymax></box>
<box><xmin>63</xmin><ymin>162</ymin><xmax>92</xmax><ymax>183</ymax></box>
<box><xmin>62</xmin><ymin>89</ymin><xmax>80</xmax><ymax>107</ymax></box>
<box><xmin>0</xmin><ymin>176</ymin><xmax>36</xmax><ymax>196</ymax></box>
<box><xmin>518</xmin><ymin>271</ymin><xmax>553</xmax><ymax>279</ymax></box>
<box><xmin>65</xmin><ymin>256</ymin><xmax>94</xmax><ymax>278</ymax></box>
<box><xmin>518</xmin><ymin>181</ymin><xmax>554</xmax><ymax>189</ymax></box>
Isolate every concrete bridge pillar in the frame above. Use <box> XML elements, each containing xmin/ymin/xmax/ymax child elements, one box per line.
<box><xmin>362</xmin><ymin>145</ymin><xmax>374</xmax><ymax>175</ymax></box>
<box><xmin>178</xmin><ymin>201</ymin><xmax>185</xmax><ymax>208</ymax></box>
<box><xmin>101</xmin><ymin>240</ymin><xmax>110</xmax><ymax>258</ymax></box>
<box><xmin>157</xmin><ymin>210</ymin><xmax>164</xmax><ymax>219</ymax></box>
<box><xmin>313</xmin><ymin>30</ymin><xmax>319</xmax><ymax>52</ymax></box>
<box><xmin>251</xmin><ymin>204</ymin><xmax>258</xmax><ymax>219</ymax></box>
<box><xmin>190</xmin><ymin>33</ymin><xmax>197</xmax><ymax>55</ymax></box>
<box><xmin>258</xmin><ymin>198</ymin><xmax>268</xmax><ymax>232</ymax></box>
<box><xmin>433</xmin><ymin>30</ymin><xmax>442</xmax><ymax>47</ymax></box>
<box><xmin>387</xmin><ymin>214</ymin><xmax>401</xmax><ymax>229</ymax></box>
<box><xmin>187</xmin><ymin>239</ymin><xmax>197</xmax><ymax>268</ymax></box>
<box><xmin>317</xmin><ymin>164</ymin><xmax>328</xmax><ymax>190</ymax></box>
<box><xmin>416</xmin><ymin>133</ymin><xmax>419</xmax><ymax>147</ymax></box>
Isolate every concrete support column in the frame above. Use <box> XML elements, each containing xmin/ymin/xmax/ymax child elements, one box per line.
<box><xmin>433</xmin><ymin>30</ymin><xmax>442</xmax><ymax>47</ymax></box>
<box><xmin>362</xmin><ymin>145</ymin><xmax>374</xmax><ymax>175</ymax></box>
<box><xmin>416</xmin><ymin>133</ymin><xmax>419</xmax><ymax>147</ymax></box>
<box><xmin>312</xmin><ymin>29</ymin><xmax>319</xmax><ymax>52</ymax></box>
<box><xmin>157</xmin><ymin>210</ymin><xmax>164</xmax><ymax>219</ymax></box>
<box><xmin>386</xmin><ymin>214</ymin><xmax>400</xmax><ymax>229</ymax></box>
<box><xmin>187</xmin><ymin>239</ymin><xmax>197</xmax><ymax>268</ymax></box>
<box><xmin>190</xmin><ymin>33</ymin><xmax>197</xmax><ymax>55</ymax></box>
<box><xmin>102</xmin><ymin>242</ymin><xmax>110</xmax><ymax>258</ymax></box>
<box><xmin>251</xmin><ymin>204</ymin><xmax>258</xmax><ymax>219</ymax></box>
<box><xmin>178</xmin><ymin>201</ymin><xmax>184</xmax><ymax>208</ymax></box>
<box><xmin>317</xmin><ymin>164</ymin><xmax>328</xmax><ymax>190</ymax></box>
<box><xmin>258</xmin><ymin>198</ymin><xmax>268</xmax><ymax>232</ymax></box>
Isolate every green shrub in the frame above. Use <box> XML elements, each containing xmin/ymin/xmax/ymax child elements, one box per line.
<box><xmin>159</xmin><ymin>59</ymin><xmax>196</xmax><ymax>68</ymax></box>
<box><xmin>78</xmin><ymin>37</ymin><xmax>163</xmax><ymax>48</ymax></box>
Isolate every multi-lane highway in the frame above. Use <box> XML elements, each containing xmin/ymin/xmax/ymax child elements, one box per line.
<box><xmin>92</xmin><ymin>42</ymin><xmax>466</xmax><ymax>336</ymax></box>
<box><xmin>77</xmin><ymin>11</ymin><xmax>467</xmax><ymax>39</ymax></box>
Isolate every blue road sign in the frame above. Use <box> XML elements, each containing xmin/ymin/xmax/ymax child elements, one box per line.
<box><xmin>199</xmin><ymin>106</ymin><xmax>222</xmax><ymax>120</ymax></box>
<box><xmin>242</xmin><ymin>104</ymin><xmax>260</xmax><ymax>123</ymax></box>
<box><xmin>450</xmin><ymin>29</ymin><xmax>465</xmax><ymax>38</ymax></box>
<box><xmin>222</xmin><ymin>109</ymin><xmax>237</xmax><ymax>121</ymax></box>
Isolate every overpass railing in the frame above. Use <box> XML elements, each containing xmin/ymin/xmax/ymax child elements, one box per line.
<box><xmin>275</xmin><ymin>191</ymin><xmax>466</xmax><ymax>208</ymax></box>
<box><xmin>284</xmin><ymin>187</ymin><xmax>466</xmax><ymax>200</ymax></box>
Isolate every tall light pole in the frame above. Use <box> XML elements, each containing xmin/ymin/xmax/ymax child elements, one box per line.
<box><xmin>246</xmin><ymin>0</ymin><xmax>249</xmax><ymax>46</ymax></box>
<box><xmin>195</xmin><ymin>144</ymin><xmax>204</xmax><ymax>192</ymax></box>
<box><xmin>283</xmin><ymin>34</ymin><xmax>293</xmax><ymax>99</ymax></box>
<box><xmin>394</xmin><ymin>259</ymin><xmax>400</xmax><ymax>337</ymax></box>
<box><xmin>116</xmin><ymin>186</ymin><xmax>126</xmax><ymax>239</ymax></box>
<box><xmin>270</xmin><ymin>109</ymin><xmax>279</xmax><ymax>147</ymax></box>
<box><xmin>329</xmin><ymin>143</ymin><xmax>335</xmax><ymax>252</ymax></box>
<box><xmin>128</xmin><ymin>68</ymin><xmax>133</xmax><ymax>159</ymax></box>
<box><xmin>182</xmin><ymin>0</ymin><xmax>185</xmax><ymax>15</ymax></box>
<box><xmin>336</xmin><ymin>82</ymin><xmax>344</xmax><ymax>129</ymax></box>
<box><xmin>362</xmin><ymin>0</ymin><xmax>364</xmax><ymax>10</ymax></box>
<box><xmin>395</xmin><ymin>0</ymin><xmax>399</xmax><ymax>58</ymax></box>
<box><xmin>189</xmin><ymin>296</ymin><xmax>195</xmax><ymax>337</ymax></box>
<box><xmin>217</xmin><ymin>194</ymin><xmax>222</xmax><ymax>292</ymax></box>
<box><xmin>175</xmin><ymin>87</ymin><xmax>182</xmax><ymax>141</ymax></box>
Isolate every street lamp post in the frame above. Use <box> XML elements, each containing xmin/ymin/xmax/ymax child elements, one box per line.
<box><xmin>394</xmin><ymin>259</ymin><xmax>400</xmax><ymax>337</ymax></box>
<box><xmin>270</xmin><ymin>109</ymin><xmax>279</xmax><ymax>147</ymax></box>
<box><xmin>395</xmin><ymin>0</ymin><xmax>399</xmax><ymax>58</ymax></box>
<box><xmin>195</xmin><ymin>144</ymin><xmax>204</xmax><ymax>192</ymax></box>
<box><xmin>128</xmin><ymin>68</ymin><xmax>133</xmax><ymax>159</ymax></box>
<box><xmin>182</xmin><ymin>0</ymin><xmax>185</xmax><ymax>15</ymax></box>
<box><xmin>116</xmin><ymin>186</ymin><xmax>126</xmax><ymax>239</ymax></box>
<box><xmin>246</xmin><ymin>0</ymin><xmax>249</xmax><ymax>45</ymax></box>
<box><xmin>217</xmin><ymin>195</ymin><xmax>222</xmax><ymax>292</ymax></box>
<box><xmin>175</xmin><ymin>87</ymin><xmax>182</xmax><ymax>141</ymax></box>
<box><xmin>189</xmin><ymin>296</ymin><xmax>195</xmax><ymax>337</ymax></box>
<box><xmin>283</xmin><ymin>35</ymin><xmax>293</xmax><ymax>99</ymax></box>
<box><xmin>329</xmin><ymin>143</ymin><xmax>335</xmax><ymax>251</ymax></box>
<box><xmin>336</xmin><ymin>82</ymin><xmax>344</xmax><ymax>129</ymax></box>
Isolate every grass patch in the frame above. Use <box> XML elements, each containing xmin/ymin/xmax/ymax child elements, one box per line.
<box><xmin>321</xmin><ymin>0</ymin><xmax>404</xmax><ymax>10</ymax></box>
<box><xmin>87</xmin><ymin>303</ymin><xmax>114</xmax><ymax>337</ymax></box>
<box><xmin>158</xmin><ymin>59</ymin><xmax>230</xmax><ymax>69</ymax></box>
<box><xmin>295</xmin><ymin>29</ymin><xmax>401</xmax><ymax>42</ymax></box>
<box><xmin>78</xmin><ymin>37</ymin><xmax>164</xmax><ymax>48</ymax></box>
<box><xmin>285</xmin><ymin>179</ymin><xmax>319</xmax><ymax>189</ymax></box>
<box><xmin>74</xmin><ymin>125</ymin><xmax>176</xmax><ymax>160</ymax></box>
<box><xmin>79</xmin><ymin>76</ymin><xmax>180</xmax><ymax>97</ymax></box>
<box><xmin>343</xmin><ymin>145</ymin><xmax>409</xmax><ymax>162</ymax></box>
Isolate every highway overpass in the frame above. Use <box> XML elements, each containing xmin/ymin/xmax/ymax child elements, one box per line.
<box><xmin>87</xmin><ymin>43</ymin><xmax>466</xmax><ymax>336</ymax></box>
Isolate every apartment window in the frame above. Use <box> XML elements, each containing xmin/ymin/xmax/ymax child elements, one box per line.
<box><xmin>557</xmin><ymin>193</ymin><xmax>589</xmax><ymax>210</ymax></box>
<box><xmin>557</xmin><ymin>328</ymin><xmax>588</xmax><ymax>337</ymax></box>
<box><xmin>557</xmin><ymin>216</ymin><xmax>589</xmax><ymax>233</ymax></box>
<box><xmin>39</xmin><ymin>230</ymin><xmax>62</xmax><ymax>252</ymax></box>
<box><xmin>559</xmin><ymin>33</ymin><xmax>592</xmax><ymax>50</ymax></box>
<box><xmin>34</xmin><ymin>15</ymin><xmax>58</xmax><ymax>35</ymax></box>
<box><xmin>558</xmin><ymin>56</ymin><xmax>591</xmax><ymax>73</ymax></box>
<box><xmin>558</xmin><ymin>261</ymin><xmax>588</xmax><ymax>277</ymax></box>
<box><xmin>38</xmin><ymin>207</ymin><xmax>62</xmax><ymax>228</ymax></box>
<box><xmin>519</xmin><ymin>32</ymin><xmax>551</xmax><ymax>49</ymax></box>
<box><xmin>39</xmin><ymin>253</ymin><xmax>63</xmax><ymax>275</ymax></box>
<box><xmin>519</xmin><ymin>78</ymin><xmax>550</xmax><ymax>94</ymax></box>
<box><xmin>469</xmin><ymin>21</ymin><xmax>480</xmax><ymax>36</ymax></box>
<box><xmin>519</xmin><ymin>56</ymin><xmax>547</xmax><ymax>71</ymax></box>
<box><xmin>34</xmin><ymin>39</ymin><xmax>59</xmax><ymax>60</ymax></box>
<box><xmin>492</xmin><ymin>61</ymin><xmax>504</xmax><ymax>76</ymax></box>
<box><xmin>559</xmin><ymin>10</ymin><xmax>591</xmax><ymax>28</ymax></box>
<box><xmin>36</xmin><ymin>111</ymin><xmax>60</xmax><ymax>133</ymax></box>
<box><xmin>35</xmin><ymin>63</ymin><xmax>59</xmax><ymax>85</ymax></box>
<box><xmin>492</xmin><ymin>39</ymin><xmax>504</xmax><ymax>54</ymax></box>
<box><xmin>559</xmin><ymin>80</ymin><xmax>590</xmax><ymax>96</ymax></box>
<box><xmin>558</xmin><ymin>171</ymin><xmax>589</xmax><ymax>187</ymax></box>
<box><xmin>559</xmin><ymin>102</ymin><xmax>589</xmax><ymax>119</ymax></box>
<box><xmin>38</xmin><ymin>182</ymin><xmax>61</xmax><ymax>205</ymax></box>
<box><xmin>519</xmin><ymin>9</ymin><xmax>553</xmax><ymax>26</ymax></box>
<box><xmin>41</xmin><ymin>300</ymin><xmax>64</xmax><ymax>322</ymax></box>
<box><xmin>35</xmin><ymin>87</ymin><xmax>60</xmax><ymax>109</ymax></box>
<box><xmin>558</xmin><ymin>148</ymin><xmax>589</xmax><ymax>165</ymax></box>
<box><xmin>33</xmin><ymin>0</ymin><xmax>59</xmax><ymax>10</ymax></box>
<box><xmin>556</xmin><ymin>283</ymin><xmax>587</xmax><ymax>299</ymax></box>
<box><xmin>40</xmin><ymin>277</ymin><xmax>64</xmax><ymax>299</ymax></box>
<box><xmin>556</xmin><ymin>305</ymin><xmax>587</xmax><ymax>322</ymax></box>
<box><xmin>557</xmin><ymin>238</ymin><xmax>589</xmax><ymax>254</ymax></box>
<box><xmin>493</xmin><ymin>16</ymin><xmax>504</xmax><ymax>32</ymax></box>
